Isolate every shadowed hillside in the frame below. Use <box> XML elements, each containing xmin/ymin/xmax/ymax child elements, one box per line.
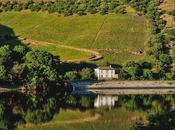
<box><xmin>0</xmin><ymin>24</ymin><xmax>22</xmax><ymax>47</ymax></box>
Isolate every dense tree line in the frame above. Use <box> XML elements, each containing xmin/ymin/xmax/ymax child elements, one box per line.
<box><xmin>0</xmin><ymin>44</ymin><xmax>66</xmax><ymax>87</ymax></box>
<box><xmin>0</xmin><ymin>41</ymin><xmax>72</xmax><ymax>128</ymax></box>
<box><xmin>0</xmin><ymin>0</ymin><xmax>173</xmax><ymax>80</ymax></box>
<box><xmin>0</xmin><ymin>0</ymin><xmax>127</xmax><ymax>15</ymax></box>
<box><xmin>144</xmin><ymin>0</ymin><xmax>173</xmax><ymax>79</ymax></box>
<box><xmin>119</xmin><ymin>0</ymin><xmax>174</xmax><ymax>80</ymax></box>
<box><xmin>64</xmin><ymin>67</ymin><xmax>95</xmax><ymax>81</ymax></box>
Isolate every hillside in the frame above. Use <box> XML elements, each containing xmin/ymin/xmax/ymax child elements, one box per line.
<box><xmin>0</xmin><ymin>11</ymin><xmax>150</xmax><ymax>64</ymax></box>
<box><xmin>160</xmin><ymin>0</ymin><xmax>175</xmax><ymax>67</ymax></box>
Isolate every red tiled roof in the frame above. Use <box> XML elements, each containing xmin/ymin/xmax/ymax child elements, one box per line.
<box><xmin>96</xmin><ymin>66</ymin><xmax>115</xmax><ymax>70</ymax></box>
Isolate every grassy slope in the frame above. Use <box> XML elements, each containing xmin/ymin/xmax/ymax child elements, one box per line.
<box><xmin>0</xmin><ymin>11</ymin><xmax>150</xmax><ymax>64</ymax></box>
<box><xmin>97</xmin><ymin>50</ymin><xmax>152</xmax><ymax>65</ymax></box>
<box><xmin>17</xmin><ymin>108</ymin><xmax>145</xmax><ymax>130</ymax></box>
<box><xmin>32</xmin><ymin>44</ymin><xmax>91</xmax><ymax>61</ymax></box>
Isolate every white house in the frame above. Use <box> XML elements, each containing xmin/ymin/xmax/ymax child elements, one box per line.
<box><xmin>94</xmin><ymin>66</ymin><xmax>119</xmax><ymax>80</ymax></box>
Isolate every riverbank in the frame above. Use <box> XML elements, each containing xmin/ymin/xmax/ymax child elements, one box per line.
<box><xmin>71</xmin><ymin>81</ymin><xmax>175</xmax><ymax>88</ymax></box>
<box><xmin>71</xmin><ymin>81</ymin><xmax>175</xmax><ymax>95</ymax></box>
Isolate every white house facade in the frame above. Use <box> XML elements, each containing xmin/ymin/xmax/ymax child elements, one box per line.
<box><xmin>94</xmin><ymin>66</ymin><xmax>119</xmax><ymax>80</ymax></box>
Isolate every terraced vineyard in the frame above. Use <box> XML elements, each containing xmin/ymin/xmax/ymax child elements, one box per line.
<box><xmin>0</xmin><ymin>11</ymin><xmax>150</xmax><ymax>63</ymax></box>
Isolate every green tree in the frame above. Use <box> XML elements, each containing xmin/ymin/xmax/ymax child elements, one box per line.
<box><xmin>0</xmin><ymin>45</ymin><xmax>12</xmax><ymax>65</ymax></box>
<box><xmin>13</xmin><ymin>45</ymin><xmax>28</xmax><ymax>56</ymax></box>
<box><xmin>80</xmin><ymin>68</ymin><xmax>93</xmax><ymax>80</ymax></box>
<box><xmin>65</xmin><ymin>71</ymin><xmax>79</xmax><ymax>81</ymax></box>
<box><xmin>25</xmin><ymin>50</ymin><xmax>59</xmax><ymax>67</ymax></box>
<box><xmin>127</xmin><ymin>65</ymin><xmax>142</xmax><ymax>80</ymax></box>
<box><xmin>142</xmin><ymin>69</ymin><xmax>153</xmax><ymax>80</ymax></box>
<box><xmin>159</xmin><ymin>54</ymin><xmax>172</xmax><ymax>65</ymax></box>
<box><xmin>119</xmin><ymin>70</ymin><xmax>131</xmax><ymax>79</ymax></box>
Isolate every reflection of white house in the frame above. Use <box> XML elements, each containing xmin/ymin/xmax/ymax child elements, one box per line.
<box><xmin>94</xmin><ymin>95</ymin><xmax>118</xmax><ymax>108</ymax></box>
<box><xmin>94</xmin><ymin>66</ymin><xmax>119</xmax><ymax>80</ymax></box>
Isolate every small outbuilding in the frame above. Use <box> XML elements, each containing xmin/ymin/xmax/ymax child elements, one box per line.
<box><xmin>94</xmin><ymin>66</ymin><xmax>119</xmax><ymax>80</ymax></box>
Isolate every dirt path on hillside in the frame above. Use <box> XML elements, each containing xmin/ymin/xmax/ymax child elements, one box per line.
<box><xmin>90</xmin><ymin>15</ymin><xmax>108</xmax><ymax>48</ymax></box>
<box><xmin>19</xmin><ymin>37</ymin><xmax>144</xmax><ymax>61</ymax></box>
<box><xmin>19</xmin><ymin>37</ymin><xmax>103</xmax><ymax>62</ymax></box>
<box><xmin>97</xmin><ymin>48</ymin><xmax>143</xmax><ymax>55</ymax></box>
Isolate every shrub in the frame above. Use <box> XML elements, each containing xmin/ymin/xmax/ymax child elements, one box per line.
<box><xmin>77</xmin><ymin>10</ymin><xmax>86</xmax><ymax>16</ymax></box>
<box><xmin>65</xmin><ymin>71</ymin><xmax>79</xmax><ymax>81</ymax></box>
<box><xmin>159</xmin><ymin>54</ymin><xmax>172</xmax><ymax>65</ymax></box>
<box><xmin>141</xmin><ymin>69</ymin><xmax>153</xmax><ymax>80</ymax></box>
<box><xmin>0</xmin><ymin>65</ymin><xmax>6</xmax><ymax>80</ymax></box>
<box><xmin>13</xmin><ymin>45</ymin><xmax>28</xmax><ymax>56</ymax></box>
<box><xmin>25</xmin><ymin>109</ymin><xmax>52</xmax><ymax>124</ymax></box>
<box><xmin>80</xmin><ymin>68</ymin><xmax>93</xmax><ymax>80</ymax></box>
<box><xmin>115</xmin><ymin>6</ymin><xmax>126</xmax><ymax>14</ymax></box>
<box><xmin>167</xmin><ymin>10</ymin><xmax>175</xmax><ymax>16</ymax></box>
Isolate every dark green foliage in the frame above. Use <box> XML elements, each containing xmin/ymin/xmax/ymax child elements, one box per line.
<box><xmin>132</xmin><ymin>110</ymin><xmax>175</xmax><ymax>130</ymax></box>
<box><xmin>159</xmin><ymin>54</ymin><xmax>172</xmax><ymax>65</ymax></box>
<box><xmin>166</xmin><ymin>29</ymin><xmax>175</xmax><ymax>37</ymax></box>
<box><xmin>121</xmin><ymin>95</ymin><xmax>172</xmax><ymax>112</ymax></box>
<box><xmin>115</xmin><ymin>5</ymin><xmax>126</xmax><ymax>14</ymax></box>
<box><xmin>0</xmin><ymin>45</ymin><xmax>12</xmax><ymax>65</ymax></box>
<box><xmin>0</xmin><ymin>102</ymin><xmax>10</xmax><ymax>130</ymax></box>
<box><xmin>167</xmin><ymin>10</ymin><xmax>175</xmax><ymax>16</ymax></box>
<box><xmin>65</xmin><ymin>71</ymin><xmax>79</xmax><ymax>81</ymax></box>
<box><xmin>0</xmin><ymin>43</ymin><xmax>70</xmax><ymax>89</ymax></box>
<box><xmin>23</xmin><ymin>50</ymin><xmax>60</xmax><ymax>85</ymax></box>
<box><xmin>64</xmin><ymin>95</ymin><xmax>77</xmax><ymax>107</ymax></box>
<box><xmin>0</xmin><ymin>65</ymin><xmax>6</xmax><ymax>80</ymax></box>
<box><xmin>146</xmin><ymin>0</ymin><xmax>166</xmax><ymax>34</ymax></box>
<box><xmin>129</xmin><ymin>0</ymin><xmax>151</xmax><ymax>13</ymax></box>
<box><xmin>120</xmin><ymin>61</ymin><xmax>153</xmax><ymax>80</ymax></box>
<box><xmin>119</xmin><ymin>70</ymin><xmax>131</xmax><ymax>79</ymax></box>
<box><xmin>80</xmin><ymin>68</ymin><xmax>94</xmax><ymax>80</ymax></box>
<box><xmin>0</xmin><ymin>0</ymin><xmax>122</xmax><ymax>15</ymax></box>
<box><xmin>25</xmin><ymin>50</ymin><xmax>59</xmax><ymax>67</ymax></box>
<box><xmin>13</xmin><ymin>45</ymin><xmax>28</xmax><ymax>55</ymax></box>
<box><xmin>141</xmin><ymin>69</ymin><xmax>153</xmax><ymax>80</ymax></box>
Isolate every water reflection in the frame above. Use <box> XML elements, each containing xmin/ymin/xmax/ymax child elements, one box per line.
<box><xmin>0</xmin><ymin>91</ymin><xmax>175</xmax><ymax>130</ymax></box>
<box><xmin>94</xmin><ymin>95</ymin><xmax>118</xmax><ymax>108</ymax></box>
